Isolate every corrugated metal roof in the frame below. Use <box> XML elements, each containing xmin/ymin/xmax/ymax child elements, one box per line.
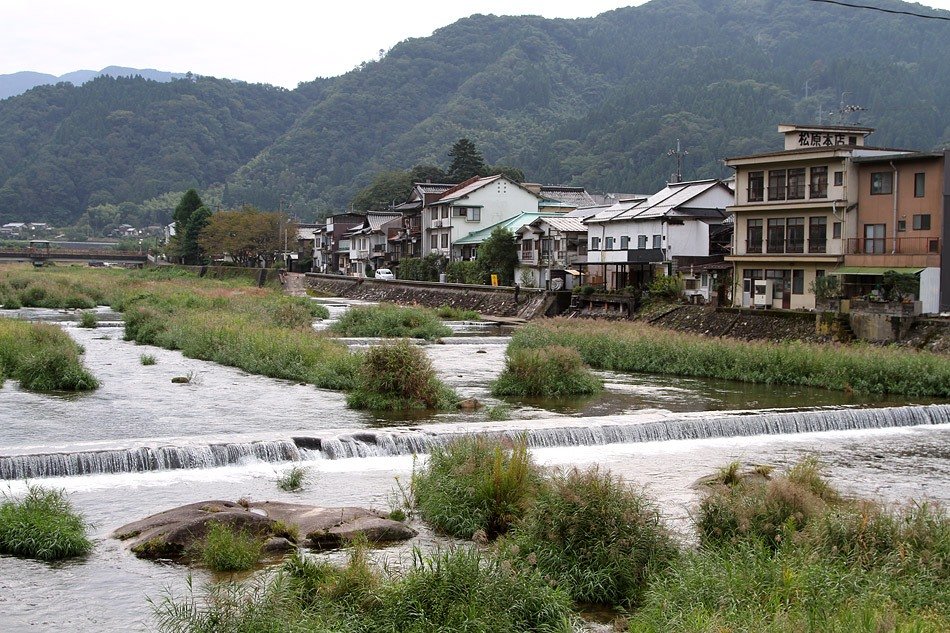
<box><xmin>587</xmin><ymin>180</ymin><xmax>728</xmax><ymax>223</ymax></box>
<box><xmin>543</xmin><ymin>217</ymin><xmax>588</xmax><ymax>233</ymax></box>
<box><xmin>454</xmin><ymin>212</ymin><xmax>559</xmax><ymax>245</ymax></box>
<box><xmin>367</xmin><ymin>213</ymin><xmax>400</xmax><ymax>232</ymax></box>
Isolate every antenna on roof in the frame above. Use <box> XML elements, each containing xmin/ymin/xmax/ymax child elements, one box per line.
<box><xmin>667</xmin><ymin>139</ymin><xmax>688</xmax><ymax>183</ymax></box>
<box><xmin>835</xmin><ymin>91</ymin><xmax>867</xmax><ymax>124</ymax></box>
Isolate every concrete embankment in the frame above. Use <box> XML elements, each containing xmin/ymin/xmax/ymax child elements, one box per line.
<box><xmin>303</xmin><ymin>273</ymin><xmax>560</xmax><ymax>319</ymax></box>
<box><xmin>650</xmin><ymin>305</ymin><xmax>826</xmax><ymax>343</ymax></box>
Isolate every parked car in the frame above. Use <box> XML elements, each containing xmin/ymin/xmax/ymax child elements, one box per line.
<box><xmin>374</xmin><ymin>268</ymin><xmax>395</xmax><ymax>280</ymax></box>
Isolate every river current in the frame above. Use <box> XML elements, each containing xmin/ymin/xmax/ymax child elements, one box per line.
<box><xmin>1</xmin><ymin>299</ymin><xmax>948</xmax><ymax>631</ymax></box>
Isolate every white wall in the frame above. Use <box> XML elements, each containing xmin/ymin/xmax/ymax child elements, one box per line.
<box><xmin>919</xmin><ymin>266</ymin><xmax>940</xmax><ymax>314</ymax></box>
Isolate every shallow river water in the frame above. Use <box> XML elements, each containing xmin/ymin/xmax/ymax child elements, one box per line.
<box><xmin>1</xmin><ymin>299</ymin><xmax>948</xmax><ymax>631</ymax></box>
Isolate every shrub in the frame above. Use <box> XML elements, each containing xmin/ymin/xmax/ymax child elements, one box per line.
<box><xmin>444</xmin><ymin>260</ymin><xmax>486</xmax><ymax>285</ymax></box>
<box><xmin>412</xmin><ymin>436</ymin><xmax>539</xmax><ymax>539</ymax></box>
<box><xmin>346</xmin><ymin>340</ymin><xmax>457</xmax><ymax>410</ymax></box>
<box><xmin>487</xmin><ymin>404</ymin><xmax>511</xmax><ymax>421</ymax></box>
<box><xmin>198</xmin><ymin>522</ymin><xmax>263</xmax><ymax>572</ymax></box>
<box><xmin>433</xmin><ymin>304</ymin><xmax>481</xmax><ymax>320</ymax></box>
<box><xmin>78</xmin><ymin>311</ymin><xmax>98</xmax><ymax>328</ymax></box>
<box><xmin>504</xmin><ymin>466</ymin><xmax>677</xmax><ymax>607</ymax></box>
<box><xmin>0</xmin><ymin>318</ymin><xmax>99</xmax><ymax>392</ymax></box>
<box><xmin>139</xmin><ymin>353</ymin><xmax>157</xmax><ymax>366</ymax></box>
<box><xmin>276</xmin><ymin>465</ymin><xmax>309</xmax><ymax>492</ymax></box>
<box><xmin>0</xmin><ymin>485</ymin><xmax>93</xmax><ymax>561</ymax></box>
<box><xmin>330</xmin><ymin>304</ymin><xmax>451</xmax><ymax>340</ymax></box>
<box><xmin>491</xmin><ymin>345</ymin><xmax>602</xmax><ymax>397</ymax></box>
<box><xmin>647</xmin><ymin>274</ymin><xmax>684</xmax><ymax>301</ymax></box>
<box><xmin>697</xmin><ymin>458</ymin><xmax>836</xmax><ymax>550</ymax></box>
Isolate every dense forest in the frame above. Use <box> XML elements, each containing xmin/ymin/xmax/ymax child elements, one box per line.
<box><xmin>1</xmin><ymin>0</ymin><xmax>947</xmax><ymax>226</ymax></box>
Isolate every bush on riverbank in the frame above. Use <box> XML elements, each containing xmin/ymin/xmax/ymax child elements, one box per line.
<box><xmin>198</xmin><ymin>522</ymin><xmax>263</xmax><ymax>572</ymax></box>
<box><xmin>491</xmin><ymin>345</ymin><xmax>602</xmax><ymax>397</ymax></box>
<box><xmin>509</xmin><ymin>319</ymin><xmax>950</xmax><ymax>397</ymax></box>
<box><xmin>330</xmin><ymin>304</ymin><xmax>451</xmax><ymax>340</ymax></box>
<box><xmin>434</xmin><ymin>304</ymin><xmax>481</xmax><ymax>320</ymax></box>
<box><xmin>346</xmin><ymin>339</ymin><xmax>458</xmax><ymax>410</ymax></box>
<box><xmin>0</xmin><ymin>270</ymin><xmax>102</xmax><ymax>309</ymax></box>
<box><xmin>503</xmin><ymin>466</ymin><xmax>677</xmax><ymax>607</ymax></box>
<box><xmin>0</xmin><ymin>485</ymin><xmax>92</xmax><ymax>561</ymax></box>
<box><xmin>413</xmin><ymin>436</ymin><xmax>541</xmax><ymax>539</ymax></box>
<box><xmin>0</xmin><ymin>317</ymin><xmax>99</xmax><ymax>391</ymax></box>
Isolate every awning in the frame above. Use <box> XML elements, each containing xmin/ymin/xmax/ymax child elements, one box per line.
<box><xmin>565</xmin><ymin>269</ymin><xmax>582</xmax><ymax>276</ymax></box>
<box><xmin>828</xmin><ymin>267</ymin><xmax>925</xmax><ymax>276</ymax></box>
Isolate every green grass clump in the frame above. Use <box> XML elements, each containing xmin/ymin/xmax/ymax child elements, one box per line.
<box><xmin>78</xmin><ymin>310</ymin><xmax>98</xmax><ymax>328</ymax></box>
<box><xmin>503</xmin><ymin>466</ymin><xmax>677</xmax><ymax>607</ymax></box>
<box><xmin>434</xmin><ymin>305</ymin><xmax>481</xmax><ymax>320</ymax></box>
<box><xmin>0</xmin><ymin>485</ymin><xmax>93</xmax><ymax>561</ymax></box>
<box><xmin>412</xmin><ymin>436</ymin><xmax>540</xmax><ymax>539</ymax></box>
<box><xmin>139</xmin><ymin>353</ymin><xmax>157</xmax><ymax>365</ymax></box>
<box><xmin>198</xmin><ymin>522</ymin><xmax>264</xmax><ymax>572</ymax></box>
<box><xmin>330</xmin><ymin>304</ymin><xmax>451</xmax><ymax>340</ymax></box>
<box><xmin>154</xmin><ymin>545</ymin><xmax>574</xmax><ymax>633</ymax></box>
<box><xmin>0</xmin><ymin>317</ymin><xmax>99</xmax><ymax>391</ymax></box>
<box><xmin>346</xmin><ymin>339</ymin><xmax>458</xmax><ymax>411</ymax></box>
<box><xmin>697</xmin><ymin>457</ymin><xmax>837</xmax><ymax>550</ymax></box>
<box><xmin>509</xmin><ymin>319</ymin><xmax>950</xmax><ymax>397</ymax></box>
<box><xmin>487</xmin><ymin>404</ymin><xmax>512</xmax><ymax>421</ymax></box>
<box><xmin>276</xmin><ymin>465</ymin><xmax>309</xmax><ymax>492</ymax></box>
<box><xmin>491</xmin><ymin>345</ymin><xmax>602</xmax><ymax>397</ymax></box>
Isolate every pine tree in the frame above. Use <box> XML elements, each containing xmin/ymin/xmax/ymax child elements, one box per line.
<box><xmin>173</xmin><ymin>189</ymin><xmax>204</xmax><ymax>236</ymax></box>
<box><xmin>182</xmin><ymin>206</ymin><xmax>212</xmax><ymax>264</ymax></box>
<box><xmin>447</xmin><ymin>138</ymin><xmax>487</xmax><ymax>183</ymax></box>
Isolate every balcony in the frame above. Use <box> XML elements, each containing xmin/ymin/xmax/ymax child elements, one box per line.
<box><xmin>747</xmin><ymin>184</ymin><xmax>828</xmax><ymax>204</ymax></box>
<box><xmin>519</xmin><ymin>251</ymin><xmax>537</xmax><ymax>264</ymax></box>
<box><xmin>745</xmin><ymin>239</ymin><xmax>827</xmax><ymax>255</ymax></box>
<box><xmin>846</xmin><ymin>237</ymin><xmax>940</xmax><ymax>256</ymax></box>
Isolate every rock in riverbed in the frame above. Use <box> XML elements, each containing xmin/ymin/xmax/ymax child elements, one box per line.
<box><xmin>113</xmin><ymin>500</ymin><xmax>416</xmax><ymax>562</ymax></box>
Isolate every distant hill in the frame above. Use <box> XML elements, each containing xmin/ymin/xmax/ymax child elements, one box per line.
<box><xmin>1</xmin><ymin>0</ymin><xmax>948</xmax><ymax>226</ymax></box>
<box><xmin>0</xmin><ymin>66</ymin><xmax>187</xmax><ymax>100</ymax></box>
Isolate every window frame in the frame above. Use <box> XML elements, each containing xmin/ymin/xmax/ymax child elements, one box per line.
<box><xmin>914</xmin><ymin>172</ymin><xmax>925</xmax><ymax>198</ymax></box>
<box><xmin>870</xmin><ymin>171</ymin><xmax>893</xmax><ymax>195</ymax></box>
<box><xmin>912</xmin><ymin>214</ymin><xmax>931</xmax><ymax>231</ymax></box>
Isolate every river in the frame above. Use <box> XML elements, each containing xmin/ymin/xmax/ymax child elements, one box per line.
<box><xmin>1</xmin><ymin>299</ymin><xmax>948</xmax><ymax>631</ymax></box>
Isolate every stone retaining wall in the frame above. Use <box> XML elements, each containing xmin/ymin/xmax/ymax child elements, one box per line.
<box><xmin>303</xmin><ymin>273</ymin><xmax>551</xmax><ymax>318</ymax></box>
<box><xmin>652</xmin><ymin>305</ymin><xmax>827</xmax><ymax>343</ymax></box>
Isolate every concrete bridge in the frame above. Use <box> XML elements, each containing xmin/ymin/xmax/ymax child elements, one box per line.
<box><xmin>0</xmin><ymin>246</ymin><xmax>148</xmax><ymax>267</ymax></box>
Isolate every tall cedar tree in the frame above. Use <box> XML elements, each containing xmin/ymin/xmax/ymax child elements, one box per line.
<box><xmin>182</xmin><ymin>205</ymin><xmax>212</xmax><ymax>264</ymax></box>
<box><xmin>447</xmin><ymin>138</ymin><xmax>487</xmax><ymax>183</ymax></box>
<box><xmin>173</xmin><ymin>189</ymin><xmax>203</xmax><ymax>236</ymax></box>
<box><xmin>477</xmin><ymin>227</ymin><xmax>519</xmax><ymax>286</ymax></box>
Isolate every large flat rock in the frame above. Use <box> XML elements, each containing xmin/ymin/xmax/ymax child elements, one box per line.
<box><xmin>113</xmin><ymin>499</ymin><xmax>416</xmax><ymax>561</ymax></box>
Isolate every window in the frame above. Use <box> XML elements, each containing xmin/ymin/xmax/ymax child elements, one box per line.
<box><xmin>467</xmin><ymin>208</ymin><xmax>480</xmax><ymax>222</ymax></box>
<box><xmin>431</xmin><ymin>209</ymin><xmax>438</xmax><ymax>221</ymax></box>
<box><xmin>604</xmin><ymin>236</ymin><xmax>614</xmax><ymax>250</ymax></box>
<box><xmin>767</xmin><ymin>218</ymin><xmax>785</xmax><ymax>253</ymax></box>
<box><xmin>929</xmin><ymin>239</ymin><xmax>940</xmax><ymax>253</ymax></box>
<box><xmin>914</xmin><ymin>172</ymin><xmax>925</xmax><ymax>197</ymax></box>
<box><xmin>430</xmin><ymin>234</ymin><xmax>437</xmax><ymax>250</ymax></box>
<box><xmin>870</xmin><ymin>172</ymin><xmax>893</xmax><ymax>195</ymax></box>
<box><xmin>833</xmin><ymin>222</ymin><xmax>841</xmax><ymax>239</ymax></box>
<box><xmin>786</xmin><ymin>217</ymin><xmax>804</xmax><ymax>253</ymax></box>
<box><xmin>441</xmin><ymin>233</ymin><xmax>449</xmax><ymax>248</ymax></box>
<box><xmin>441</xmin><ymin>207</ymin><xmax>449</xmax><ymax>219</ymax></box>
<box><xmin>765</xmin><ymin>269</ymin><xmax>787</xmax><ymax>299</ymax></box>
<box><xmin>652</xmin><ymin>234</ymin><xmax>662</xmax><ymax>249</ymax></box>
<box><xmin>591</xmin><ymin>237</ymin><xmax>601</xmax><ymax>250</ymax></box>
<box><xmin>792</xmin><ymin>270</ymin><xmax>804</xmax><ymax>295</ymax></box>
<box><xmin>747</xmin><ymin>219</ymin><xmax>763</xmax><ymax>253</ymax></box>
<box><xmin>787</xmin><ymin>168</ymin><xmax>806</xmax><ymax>200</ymax></box>
<box><xmin>898</xmin><ymin>220</ymin><xmax>906</xmax><ymax>232</ymax></box>
<box><xmin>810</xmin><ymin>166</ymin><xmax>828</xmax><ymax>198</ymax></box>
<box><xmin>816</xmin><ymin>269</ymin><xmax>825</xmax><ymax>279</ymax></box>
<box><xmin>768</xmin><ymin>170</ymin><xmax>787</xmax><ymax>201</ymax></box>
<box><xmin>913</xmin><ymin>214</ymin><xmax>931</xmax><ymax>230</ymax></box>
<box><xmin>864</xmin><ymin>224</ymin><xmax>885</xmax><ymax>254</ymax></box>
<box><xmin>742</xmin><ymin>269</ymin><xmax>763</xmax><ymax>294</ymax></box>
<box><xmin>637</xmin><ymin>235</ymin><xmax>647</xmax><ymax>249</ymax></box>
<box><xmin>833</xmin><ymin>171</ymin><xmax>843</xmax><ymax>186</ymax></box>
<box><xmin>620</xmin><ymin>236</ymin><xmax>630</xmax><ymax>249</ymax></box>
<box><xmin>701</xmin><ymin>273</ymin><xmax>708</xmax><ymax>287</ymax></box>
<box><xmin>748</xmin><ymin>171</ymin><xmax>764</xmax><ymax>202</ymax></box>
<box><xmin>452</xmin><ymin>207</ymin><xmax>466</xmax><ymax>217</ymax></box>
<box><xmin>808</xmin><ymin>217</ymin><xmax>827</xmax><ymax>253</ymax></box>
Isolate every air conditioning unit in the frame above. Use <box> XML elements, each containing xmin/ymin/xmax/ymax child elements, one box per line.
<box><xmin>753</xmin><ymin>280</ymin><xmax>774</xmax><ymax>307</ymax></box>
<box><xmin>433</xmin><ymin>220</ymin><xmax>443</xmax><ymax>228</ymax></box>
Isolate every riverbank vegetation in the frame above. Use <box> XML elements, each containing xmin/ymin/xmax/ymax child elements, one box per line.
<box><xmin>509</xmin><ymin>319</ymin><xmax>950</xmax><ymax>397</ymax></box>
<box><xmin>330</xmin><ymin>304</ymin><xmax>451</xmax><ymax>340</ymax></box>
<box><xmin>0</xmin><ymin>485</ymin><xmax>93</xmax><ymax>561</ymax></box>
<box><xmin>347</xmin><ymin>340</ymin><xmax>458</xmax><ymax>411</ymax></box>
<box><xmin>491</xmin><ymin>345</ymin><xmax>602</xmax><ymax>397</ymax></box>
<box><xmin>152</xmin><ymin>437</ymin><xmax>948</xmax><ymax>631</ymax></box>
<box><xmin>0</xmin><ymin>317</ymin><xmax>99</xmax><ymax>391</ymax></box>
<box><xmin>198</xmin><ymin>522</ymin><xmax>264</xmax><ymax>573</ymax></box>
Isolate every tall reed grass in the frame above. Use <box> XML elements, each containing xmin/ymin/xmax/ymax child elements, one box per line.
<box><xmin>330</xmin><ymin>303</ymin><xmax>451</xmax><ymax>340</ymax></box>
<box><xmin>491</xmin><ymin>345</ymin><xmax>602</xmax><ymax>397</ymax></box>
<box><xmin>510</xmin><ymin>319</ymin><xmax>950</xmax><ymax>397</ymax></box>
<box><xmin>346</xmin><ymin>339</ymin><xmax>458</xmax><ymax>410</ymax></box>
<box><xmin>0</xmin><ymin>485</ymin><xmax>93</xmax><ymax>561</ymax></box>
<box><xmin>0</xmin><ymin>317</ymin><xmax>99</xmax><ymax>391</ymax></box>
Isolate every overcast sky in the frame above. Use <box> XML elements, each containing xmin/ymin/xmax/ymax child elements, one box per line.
<box><xmin>2</xmin><ymin>0</ymin><xmax>948</xmax><ymax>89</ymax></box>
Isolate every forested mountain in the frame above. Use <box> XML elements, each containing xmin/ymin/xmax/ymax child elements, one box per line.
<box><xmin>1</xmin><ymin>0</ymin><xmax>948</xmax><ymax>226</ymax></box>
<box><xmin>0</xmin><ymin>66</ymin><xmax>187</xmax><ymax>100</ymax></box>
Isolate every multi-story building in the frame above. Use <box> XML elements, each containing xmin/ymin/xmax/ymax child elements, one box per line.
<box><xmin>345</xmin><ymin>212</ymin><xmax>401</xmax><ymax>276</ymax></box>
<box><xmin>389</xmin><ymin>182</ymin><xmax>454</xmax><ymax>263</ymax></box>
<box><xmin>312</xmin><ymin>213</ymin><xmax>363</xmax><ymax>274</ymax></box>
<box><xmin>841</xmin><ymin>151</ymin><xmax>948</xmax><ymax>313</ymax></box>
<box><xmin>515</xmin><ymin>215</ymin><xmax>588</xmax><ymax>289</ymax></box>
<box><xmin>424</xmin><ymin>175</ymin><xmax>542</xmax><ymax>259</ymax></box>
<box><xmin>725</xmin><ymin>124</ymin><xmax>912</xmax><ymax>309</ymax></box>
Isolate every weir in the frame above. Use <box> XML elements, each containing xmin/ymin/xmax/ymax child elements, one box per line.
<box><xmin>3</xmin><ymin>404</ymin><xmax>949</xmax><ymax>479</ymax></box>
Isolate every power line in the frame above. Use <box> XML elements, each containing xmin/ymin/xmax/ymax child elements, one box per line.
<box><xmin>806</xmin><ymin>0</ymin><xmax>950</xmax><ymax>21</ymax></box>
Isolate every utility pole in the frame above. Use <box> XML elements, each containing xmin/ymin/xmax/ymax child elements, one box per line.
<box><xmin>667</xmin><ymin>139</ymin><xmax>688</xmax><ymax>183</ymax></box>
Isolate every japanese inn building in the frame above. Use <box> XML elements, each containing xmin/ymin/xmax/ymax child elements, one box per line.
<box><xmin>724</xmin><ymin>123</ymin><xmax>944</xmax><ymax>311</ymax></box>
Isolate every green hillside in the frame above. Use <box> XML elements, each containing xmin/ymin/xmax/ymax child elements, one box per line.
<box><xmin>1</xmin><ymin>0</ymin><xmax>947</xmax><ymax>226</ymax></box>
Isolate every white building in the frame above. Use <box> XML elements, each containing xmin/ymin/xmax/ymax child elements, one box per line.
<box><xmin>424</xmin><ymin>175</ymin><xmax>542</xmax><ymax>259</ymax></box>
<box><xmin>583</xmin><ymin>179</ymin><xmax>734</xmax><ymax>293</ymax></box>
<box><xmin>345</xmin><ymin>212</ymin><xmax>401</xmax><ymax>276</ymax></box>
